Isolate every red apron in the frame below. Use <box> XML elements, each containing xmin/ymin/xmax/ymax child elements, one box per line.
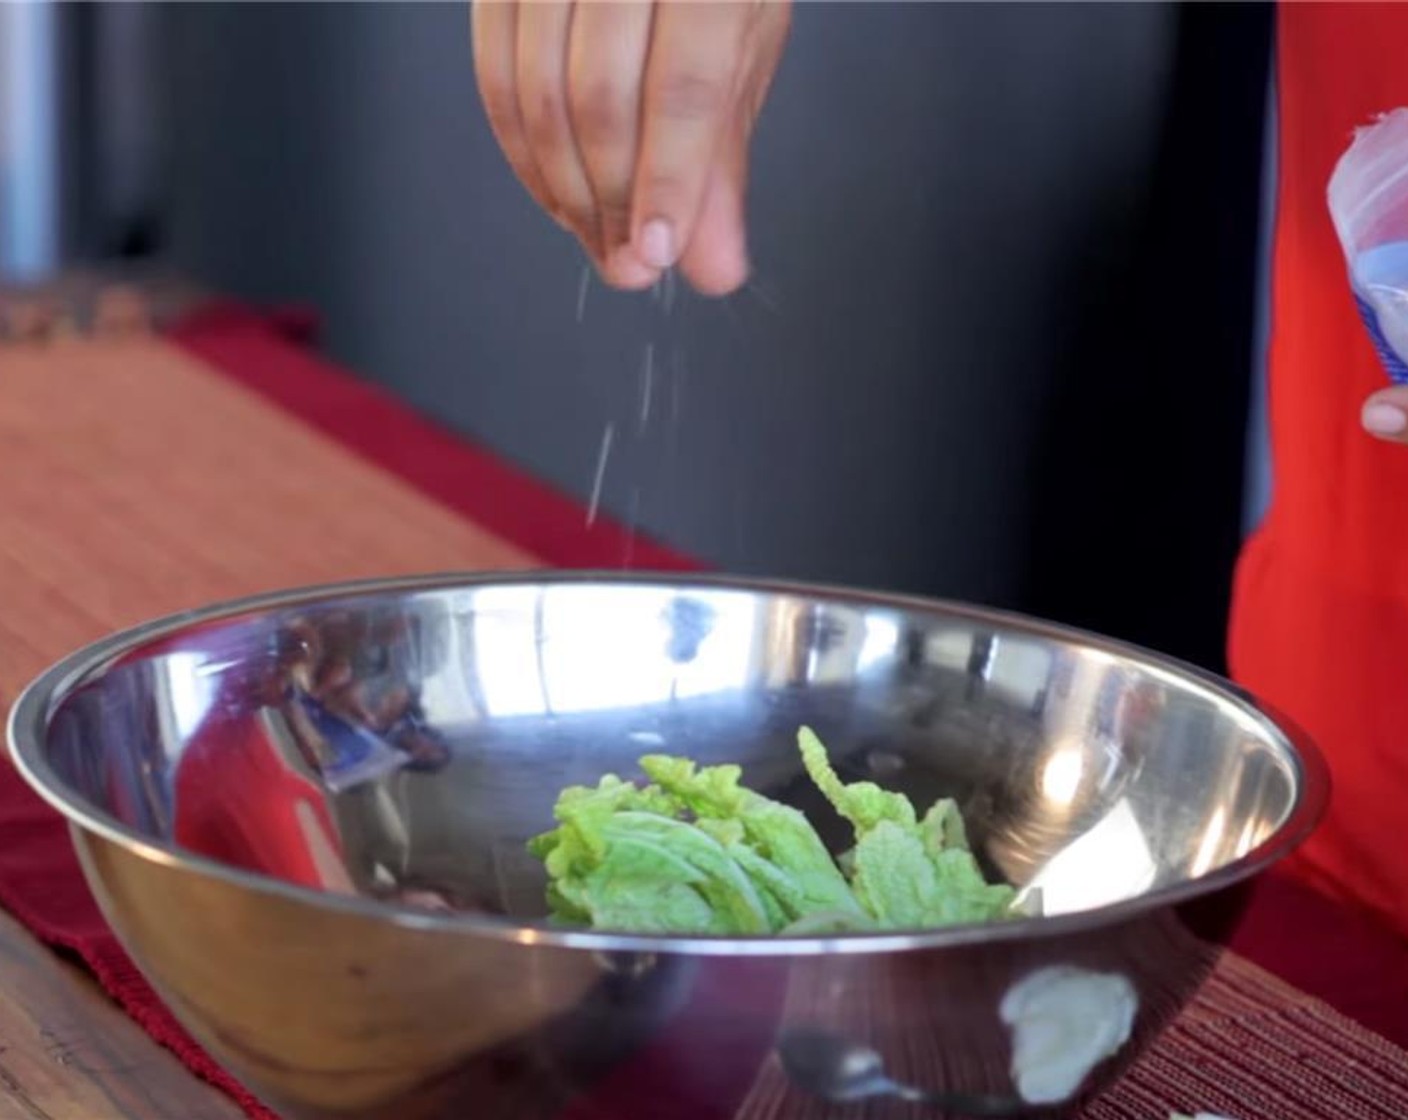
<box><xmin>1230</xmin><ymin>3</ymin><xmax>1408</xmax><ymax>936</ymax></box>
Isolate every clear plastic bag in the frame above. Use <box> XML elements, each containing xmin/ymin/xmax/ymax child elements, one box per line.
<box><xmin>1329</xmin><ymin>108</ymin><xmax>1408</xmax><ymax>383</ymax></box>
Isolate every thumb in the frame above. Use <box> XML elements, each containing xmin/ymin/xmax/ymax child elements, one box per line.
<box><xmin>1361</xmin><ymin>386</ymin><xmax>1408</xmax><ymax>443</ymax></box>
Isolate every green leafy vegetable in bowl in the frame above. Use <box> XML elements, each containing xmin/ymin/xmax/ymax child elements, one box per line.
<box><xmin>527</xmin><ymin>726</ymin><xmax>1018</xmax><ymax>935</ymax></box>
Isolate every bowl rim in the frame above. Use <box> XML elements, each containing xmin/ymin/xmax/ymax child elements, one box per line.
<box><xmin>6</xmin><ymin>569</ymin><xmax>1331</xmax><ymax>957</ymax></box>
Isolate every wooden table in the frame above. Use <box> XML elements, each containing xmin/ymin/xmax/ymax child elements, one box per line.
<box><xmin>2</xmin><ymin>299</ymin><xmax>1407</xmax><ymax>1120</ymax></box>
<box><xmin>0</xmin><ymin>907</ymin><xmax>245</xmax><ymax>1119</ymax></box>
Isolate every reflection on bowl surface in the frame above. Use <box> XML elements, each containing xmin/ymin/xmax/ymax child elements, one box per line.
<box><xmin>8</xmin><ymin>574</ymin><xmax>1326</xmax><ymax>1119</ymax></box>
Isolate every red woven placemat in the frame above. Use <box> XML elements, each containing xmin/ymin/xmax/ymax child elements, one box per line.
<box><xmin>2</xmin><ymin>317</ymin><xmax>1407</xmax><ymax>1119</ymax></box>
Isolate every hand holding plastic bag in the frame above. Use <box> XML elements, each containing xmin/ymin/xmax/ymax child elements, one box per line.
<box><xmin>1329</xmin><ymin>108</ymin><xmax>1408</xmax><ymax>384</ymax></box>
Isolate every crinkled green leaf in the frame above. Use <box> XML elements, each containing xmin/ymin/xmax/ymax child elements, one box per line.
<box><xmin>779</xmin><ymin>909</ymin><xmax>878</xmax><ymax>936</ymax></box>
<box><xmin>694</xmin><ymin>817</ymin><xmax>746</xmax><ymax>848</ymax></box>
<box><xmin>641</xmin><ymin>753</ymin><xmax>864</xmax><ymax>922</ymax></box>
<box><xmin>707</xmin><ymin>842</ymin><xmax>791</xmax><ymax>930</ymax></box>
<box><xmin>919</xmin><ymin>797</ymin><xmax>970</xmax><ymax>855</ymax></box>
<box><xmin>594</xmin><ymin>812</ymin><xmax>773</xmax><ymax>933</ymax></box>
<box><xmin>573</xmin><ymin>838</ymin><xmax>724</xmax><ymax>934</ymax></box>
<box><xmin>802</xmin><ymin>727</ymin><xmax>1015</xmax><ymax>929</ymax></box>
<box><xmin>849</xmin><ymin>819</ymin><xmax>942</xmax><ymax>927</ymax></box>
<box><xmin>637</xmin><ymin>755</ymin><xmax>745</xmax><ymax>816</ymax></box>
<box><xmin>530</xmin><ymin>728</ymin><xmax>1016</xmax><ymax>936</ymax></box>
<box><xmin>851</xmin><ymin>822</ymin><xmax>1016</xmax><ymax>928</ymax></box>
<box><xmin>928</xmin><ymin>847</ymin><xmax>1018</xmax><ymax>922</ymax></box>
<box><xmin>544</xmin><ymin>879</ymin><xmax>591</xmax><ymax>925</ymax></box>
<box><xmin>798</xmin><ymin>726</ymin><xmax>917</xmax><ymax>833</ymax></box>
<box><xmin>692</xmin><ymin>817</ymin><xmax>811</xmax><ymax>929</ymax></box>
<box><xmin>528</xmin><ymin>774</ymin><xmax>680</xmax><ymax>878</ymax></box>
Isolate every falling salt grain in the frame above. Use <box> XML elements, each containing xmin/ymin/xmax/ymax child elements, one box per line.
<box><xmin>575</xmin><ymin>265</ymin><xmax>590</xmax><ymax>323</ymax></box>
<box><xmin>639</xmin><ymin>342</ymin><xmax>655</xmax><ymax>430</ymax></box>
<box><xmin>586</xmin><ymin>423</ymin><xmax>614</xmax><ymax>528</ymax></box>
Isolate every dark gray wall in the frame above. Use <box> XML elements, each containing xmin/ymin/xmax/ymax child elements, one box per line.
<box><xmin>156</xmin><ymin>3</ymin><xmax>1267</xmax><ymax>669</ymax></box>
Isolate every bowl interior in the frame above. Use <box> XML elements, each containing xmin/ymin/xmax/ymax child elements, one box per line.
<box><xmin>24</xmin><ymin>577</ymin><xmax>1310</xmax><ymax>925</ymax></box>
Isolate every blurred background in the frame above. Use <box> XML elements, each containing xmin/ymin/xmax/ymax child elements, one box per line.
<box><xmin>0</xmin><ymin>1</ymin><xmax>1274</xmax><ymax>673</ymax></box>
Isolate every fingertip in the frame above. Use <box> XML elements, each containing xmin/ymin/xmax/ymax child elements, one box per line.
<box><xmin>1363</xmin><ymin>402</ymin><xmax>1408</xmax><ymax>440</ymax></box>
<box><xmin>1362</xmin><ymin>391</ymin><xmax>1408</xmax><ymax>440</ymax></box>
<box><xmin>677</xmin><ymin>172</ymin><xmax>749</xmax><ymax>296</ymax></box>
<box><xmin>680</xmin><ymin>248</ymin><xmax>749</xmax><ymax>298</ymax></box>
<box><xmin>599</xmin><ymin>245</ymin><xmax>661</xmax><ymax>291</ymax></box>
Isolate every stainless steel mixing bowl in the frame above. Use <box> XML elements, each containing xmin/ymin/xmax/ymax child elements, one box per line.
<box><xmin>7</xmin><ymin>574</ymin><xmax>1327</xmax><ymax>1119</ymax></box>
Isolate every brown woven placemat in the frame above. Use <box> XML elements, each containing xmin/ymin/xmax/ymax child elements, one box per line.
<box><xmin>1086</xmin><ymin>952</ymin><xmax>1408</xmax><ymax>1120</ymax></box>
<box><xmin>0</xmin><ymin>334</ymin><xmax>535</xmax><ymax>704</ymax></box>
<box><xmin>732</xmin><ymin>953</ymin><xmax>1408</xmax><ymax>1120</ymax></box>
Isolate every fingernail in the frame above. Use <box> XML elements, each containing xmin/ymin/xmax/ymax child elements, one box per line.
<box><xmin>1363</xmin><ymin>401</ymin><xmax>1408</xmax><ymax>436</ymax></box>
<box><xmin>639</xmin><ymin>219</ymin><xmax>675</xmax><ymax>270</ymax></box>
